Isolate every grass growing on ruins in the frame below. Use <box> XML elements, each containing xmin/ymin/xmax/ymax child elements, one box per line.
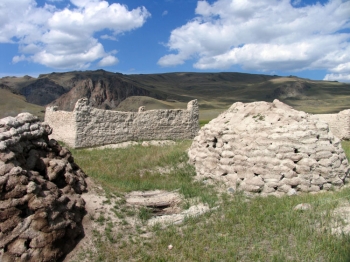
<box><xmin>119</xmin><ymin>190</ymin><xmax>350</xmax><ymax>262</ymax></box>
<box><xmin>341</xmin><ymin>141</ymin><xmax>350</xmax><ymax>162</ymax></box>
<box><xmin>71</xmin><ymin>141</ymin><xmax>218</xmax><ymax>206</ymax></box>
<box><xmin>70</xmin><ymin>141</ymin><xmax>350</xmax><ymax>261</ymax></box>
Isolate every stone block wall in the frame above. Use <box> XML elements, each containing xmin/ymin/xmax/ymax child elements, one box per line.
<box><xmin>0</xmin><ymin>113</ymin><xmax>87</xmax><ymax>261</ymax></box>
<box><xmin>316</xmin><ymin>110</ymin><xmax>350</xmax><ymax>140</ymax></box>
<box><xmin>189</xmin><ymin>100</ymin><xmax>349</xmax><ymax>196</ymax></box>
<box><xmin>45</xmin><ymin>98</ymin><xmax>199</xmax><ymax>148</ymax></box>
<box><xmin>45</xmin><ymin>107</ymin><xmax>76</xmax><ymax>147</ymax></box>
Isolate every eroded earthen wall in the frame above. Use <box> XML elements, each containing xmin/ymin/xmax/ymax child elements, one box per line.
<box><xmin>44</xmin><ymin>107</ymin><xmax>76</xmax><ymax>147</ymax></box>
<box><xmin>45</xmin><ymin>98</ymin><xmax>199</xmax><ymax>148</ymax></box>
<box><xmin>0</xmin><ymin>113</ymin><xmax>87</xmax><ymax>261</ymax></box>
<box><xmin>316</xmin><ymin>110</ymin><xmax>350</xmax><ymax>140</ymax></box>
<box><xmin>189</xmin><ymin>100</ymin><xmax>349</xmax><ymax>196</ymax></box>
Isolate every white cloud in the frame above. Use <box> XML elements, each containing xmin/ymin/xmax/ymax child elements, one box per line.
<box><xmin>292</xmin><ymin>0</ymin><xmax>302</xmax><ymax>6</ymax></box>
<box><xmin>0</xmin><ymin>0</ymin><xmax>150</xmax><ymax>69</ymax></box>
<box><xmin>323</xmin><ymin>59</ymin><xmax>350</xmax><ymax>83</ymax></box>
<box><xmin>158</xmin><ymin>0</ymin><xmax>350</xmax><ymax>77</ymax></box>
<box><xmin>324</xmin><ymin>73</ymin><xmax>350</xmax><ymax>83</ymax></box>
<box><xmin>32</xmin><ymin>42</ymin><xmax>105</xmax><ymax>69</ymax></box>
<box><xmin>19</xmin><ymin>43</ymin><xmax>42</xmax><ymax>54</ymax></box>
<box><xmin>329</xmin><ymin>62</ymin><xmax>350</xmax><ymax>74</ymax></box>
<box><xmin>98</xmin><ymin>55</ymin><xmax>119</xmax><ymax>66</ymax></box>
<box><xmin>12</xmin><ymin>55</ymin><xmax>27</xmax><ymax>64</ymax></box>
<box><xmin>162</xmin><ymin>10</ymin><xmax>168</xmax><ymax>16</ymax></box>
<box><xmin>100</xmin><ymin>34</ymin><xmax>117</xmax><ymax>41</ymax></box>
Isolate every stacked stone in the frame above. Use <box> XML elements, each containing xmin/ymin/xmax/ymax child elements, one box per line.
<box><xmin>188</xmin><ymin>100</ymin><xmax>349</xmax><ymax>196</ymax></box>
<box><xmin>316</xmin><ymin>109</ymin><xmax>350</xmax><ymax>140</ymax></box>
<box><xmin>46</xmin><ymin>98</ymin><xmax>200</xmax><ymax>148</ymax></box>
<box><xmin>0</xmin><ymin>113</ymin><xmax>87</xmax><ymax>261</ymax></box>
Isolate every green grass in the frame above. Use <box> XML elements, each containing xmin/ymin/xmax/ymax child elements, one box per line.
<box><xmin>125</xmin><ymin>190</ymin><xmax>350</xmax><ymax>262</ymax></box>
<box><xmin>71</xmin><ymin>141</ymin><xmax>218</xmax><ymax>206</ymax></box>
<box><xmin>199</xmin><ymin>119</ymin><xmax>210</xmax><ymax>127</ymax></box>
<box><xmin>70</xmin><ymin>140</ymin><xmax>350</xmax><ymax>261</ymax></box>
<box><xmin>341</xmin><ymin>141</ymin><xmax>350</xmax><ymax>162</ymax></box>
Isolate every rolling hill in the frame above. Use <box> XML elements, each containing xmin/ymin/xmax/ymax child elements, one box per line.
<box><xmin>1</xmin><ymin>70</ymin><xmax>349</xmax><ymax>121</ymax></box>
<box><xmin>0</xmin><ymin>87</ymin><xmax>45</xmax><ymax>120</ymax></box>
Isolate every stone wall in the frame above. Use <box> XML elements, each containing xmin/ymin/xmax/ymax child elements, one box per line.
<box><xmin>189</xmin><ymin>100</ymin><xmax>349</xmax><ymax>196</ymax></box>
<box><xmin>316</xmin><ymin>110</ymin><xmax>350</xmax><ymax>140</ymax></box>
<box><xmin>45</xmin><ymin>107</ymin><xmax>76</xmax><ymax>147</ymax></box>
<box><xmin>45</xmin><ymin>98</ymin><xmax>199</xmax><ymax>148</ymax></box>
<box><xmin>0</xmin><ymin>113</ymin><xmax>87</xmax><ymax>261</ymax></box>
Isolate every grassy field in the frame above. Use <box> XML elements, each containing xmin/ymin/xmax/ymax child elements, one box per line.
<box><xmin>68</xmin><ymin>140</ymin><xmax>350</xmax><ymax>261</ymax></box>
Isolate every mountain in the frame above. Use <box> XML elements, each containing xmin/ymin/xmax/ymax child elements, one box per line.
<box><xmin>47</xmin><ymin>72</ymin><xmax>153</xmax><ymax>111</ymax></box>
<box><xmin>1</xmin><ymin>70</ymin><xmax>154</xmax><ymax>111</ymax></box>
<box><xmin>1</xmin><ymin>70</ymin><xmax>350</xmax><ymax>120</ymax></box>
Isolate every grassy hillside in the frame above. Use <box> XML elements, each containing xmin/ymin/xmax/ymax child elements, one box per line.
<box><xmin>269</xmin><ymin>79</ymin><xmax>350</xmax><ymax>114</ymax></box>
<box><xmin>123</xmin><ymin>73</ymin><xmax>350</xmax><ymax>116</ymax></box>
<box><xmin>1</xmin><ymin>70</ymin><xmax>350</xmax><ymax>121</ymax></box>
<box><xmin>0</xmin><ymin>75</ymin><xmax>37</xmax><ymax>91</ymax></box>
<box><xmin>0</xmin><ymin>88</ymin><xmax>45</xmax><ymax>120</ymax></box>
<box><xmin>115</xmin><ymin>96</ymin><xmax>227</xmax><ymax>121</ymax></box>
<box><xmin>123</xmin><ymin>72</ymin><xmax>278</xmax><ymax>108</ymax></box>
<box><xmin>115</xmin><ymin>96</ymin><xmax>187</xmax><ymax>112</ymax></box>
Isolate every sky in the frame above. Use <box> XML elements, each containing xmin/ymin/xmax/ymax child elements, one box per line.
<box><xmin>0</xmin><ymin>0</ymin><xmax>349</xmax><ymax>82</ymax></box>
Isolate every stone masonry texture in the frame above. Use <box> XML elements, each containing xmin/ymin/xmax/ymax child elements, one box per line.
<box><xmin>45</xmin><ymin>98</ymin><xmax>199</xmax><ymax>148</ymax></box>
<box><xmin>316</xmin><ymin>110</ymin><xmax>350</xmax><ymax>140</ymax></box>
<box><xmin>188</xmin><ymin>100</ymin><xmax>349</xmax><ymax>196</ymax></box>
<box><xmin>0</xmin><ymin>113</ymin><xmax>87</xmax><ymax>261</ymax></box>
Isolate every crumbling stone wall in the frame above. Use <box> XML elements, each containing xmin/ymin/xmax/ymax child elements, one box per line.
<box><xmin>45</xmin><ymin>98</ymin><xmax>199</xmax><ymax>148</ymax></box>
<box><xmin>316</xmin><ymin>110</ymin><xmax>350</xmax><ymax>140</ymax></box>
<box><xmin>45</xmin><ymin>107</ymin><xmax>76</xmax><ymax>147</ymax></box>
<box><xmin>0</xmin><ymin>113</ymin><xmax>87</xmax><ymax>261</ymax></box>
<box><xmin>188</xmin><ymin>100</ymin><xmax>349</xmax><ymax>196</ymax></box>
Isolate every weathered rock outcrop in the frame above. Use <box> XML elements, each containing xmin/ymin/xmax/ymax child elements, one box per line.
<box><xmin>20</xmin><ymin>78</ymin><xmax>67</xmax><ymax>106</ymax></box>
<box><xmin>272</xmin><ymin>80</ymin><xmax>311</xmax><ymax>99</ymax></box>
<box><xmin>0</xmin><ymin>113</ymin><xmax>87</xmax><ymax>261</ymax></box>
<box><xmin>48</xmin><ymin>74</ymin><xmax>152</xmax><ymax>111</ymax></box>
<box><xmin>188</xmin><ymin>100</ymin><xmax>349</xmax><ymax>196</ymax></box>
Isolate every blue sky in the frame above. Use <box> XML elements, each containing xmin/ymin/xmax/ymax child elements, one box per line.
<box><xmin>0</xmin><ymin>0</ymin><xmax>349</xmax><ymax>82</ymax></box>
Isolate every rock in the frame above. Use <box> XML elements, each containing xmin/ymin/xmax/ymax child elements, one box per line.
<box><xmin>294</xmin><ymin>203</ymin><xmax>312</xmax><ymax>211</ymax></box>
<box><xmin>287</xmin><ymin>189</ymin><xmax>298</xmax><ymax>196</ymax></box>
<box><xmin>147</xmin><ymin>203</ymin><xmax>210</xmax><ymax>226</ymax></box>
<box><xmin>0</xmin><ymin>113</ymin><xmax>87</xmax><ymax>262</ymax></box>
<box><xmin>27</xmin><ymin>181</ymin><xmax>38</xmax><ymax>194</ymax></box>
<box><xmin>189</xmin><ymin>100</ymin><xmax>349</xmax><ymax>196</ymax></box>
<box><xmin>227</xmin><ymin>187</ymin><xmax>235</xmax><ymax>194</ymax></box>
<box><xmin>126</xmin><ymin>190</ymin><xmax>181</xmax><ymax>208</ymax></box>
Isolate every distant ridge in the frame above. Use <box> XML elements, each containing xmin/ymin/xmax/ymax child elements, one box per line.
<box><xmin>1</xmin><ymin>70</ymin><xmax>350</xmax><ymax>120</ymax></box>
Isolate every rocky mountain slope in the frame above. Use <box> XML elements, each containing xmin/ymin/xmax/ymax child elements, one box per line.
<box><xmin>48</xmin><ymin>73</ymin><xmax>152</xmax><ymax>111</ymax></box>
<box><xmin>0</xmin><ymin>71</ymin><xmax>154</xmax><ymax>111</ymax></box>
<box><xmin>1</xmin><ymin>70</ymin><xmax>350</xmax><ymax>116</ymax></box>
